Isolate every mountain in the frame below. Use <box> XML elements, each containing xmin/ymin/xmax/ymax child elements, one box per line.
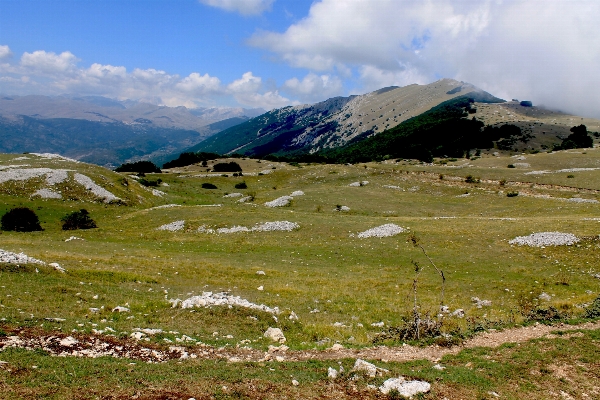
<box><xmin>189</xmin><ymin>79</ymin><xmax>600</xmax><ymax>161</ymax></box>
<box><xmin>0</xmin><ymin>95</ymin><xmax>264</xmax><ymax>167</ymax></box>
<box><xmin>193</xmin><ymin>79</ymin><xmax>495</xmax><ymax>156</ymax></box>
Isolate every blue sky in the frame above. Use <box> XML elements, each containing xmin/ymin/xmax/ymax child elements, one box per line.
<box><xmin>1</xmin><ymin>0</ymin><xmax>599</xmax><ymax>118</ymax></box>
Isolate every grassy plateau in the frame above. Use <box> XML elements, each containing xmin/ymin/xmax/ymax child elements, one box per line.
<box><xmin>0</xmin><ymin>150</ymin><xmax>599</xmax><ymax>399</ymax></box>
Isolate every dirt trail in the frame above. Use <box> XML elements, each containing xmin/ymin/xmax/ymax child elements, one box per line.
<box><xmin>2</xmin><ymin>321</ymin><xmax>600</xmax><ymax>364</ymax></box>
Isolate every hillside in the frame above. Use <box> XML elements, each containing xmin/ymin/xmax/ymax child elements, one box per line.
<box><xmin>193</xmin><ymin>79</ymin><xmax>500</xmax><ymax>156</ymax></box>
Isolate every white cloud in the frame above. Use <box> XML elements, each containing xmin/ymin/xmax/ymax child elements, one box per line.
<box><xmin>199</xmin><ymin>0</ymin><xmax>274</xmax><ymax>16</ymax></box>
<box><xmin>0</xmin><ymin>48</ymin><xmax>291</xmax><ymax>110</ymax></box>
<box><xmin>249</xmin><ymin>0</ymin><xmax>600</xmax><ymax>118</ymax></box>
<box><xmin>283</xmin><ymin>73</ymin><xmax>343</xmax><ymax>103</ymax></box>
<box><xmin>175</xmin><ymin>72</ymin><xmax>221</xmax><ymax>94</ymax></box>
<box><xmin>20</xmin><ymin>50</ymin><xmax>79</xmax><ymax>74</ymax></box>
<box><xmin>0</xmin><ymin>45</ymin><xmax>13</xmax><ymax>60</ymax></box>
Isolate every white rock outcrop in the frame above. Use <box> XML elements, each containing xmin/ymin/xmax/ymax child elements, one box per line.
<box><xmin>379</xmin><ymin>377</ymin><xmax>431</xmax><ymax>397</ymax></box>
<box><xmin>264</xmin><ymin>327</ymin><xmax>286</xmax><ymax>343</ymax></box>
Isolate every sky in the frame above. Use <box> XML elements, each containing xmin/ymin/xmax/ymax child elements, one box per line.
<box><xmin>1</xmin><ymin>0</ymin><xmax>599</xmax><ymax>118</ymax></box>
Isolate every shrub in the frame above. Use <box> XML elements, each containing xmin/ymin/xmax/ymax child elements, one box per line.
<box><xmin>567</xmin><ymin>174</ymin><xmax>575</xmax><ymax>179</ymax></box>
<box><xmin>201</xmin><ymin>183</ymin><xmax>217</xmax><ymax>189</ymax></box>
<box><xmin>212</xmin><ymin>162</ymin><xmax>242</xmax><ymax>173</ymax></box>
<box><xmin>138</xmin><ymin>178</ymin><xmax>162</xmax><ymax>187</ymax></box>
<box><xmin>61</xmin><ymin>209</ymin><xmax>97</xmax><ymax>230</ymax></box>
<box><xmin>584</xmin><ymin>295</ymin><xmax>600</xmax><ymax>319</ymax></box>
<box><xmin>1</xmin><ymin>207</ymin><xmax>43</xmax><ymax>232</ymax></box>
<box><xmin>115</xmin><ymin>161</ymin><xmax>161</xmax><ymax>173</ymax></box>
<box><xmin>506</xmin><ymin>191</ymin><xmax>519</xmax><ymax>197</ymax></box>
<box><xmin>234</xmin><ymin>182</ymin><xmax>247</xmax><ymax>189</ymax></box>
<box><xmin>465</xmin><ymin>175</ymin><xmax>480</xmax><ymax>183</ymax></box>
<box><xmin>507</xmin><ymin>164</ymin><xmax>515</xmax><ymax>168</ymax></box>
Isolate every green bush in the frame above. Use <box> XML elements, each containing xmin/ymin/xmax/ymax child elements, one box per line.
<box><xmin>465</xmin><ymin>175</ymin><xmax>480</xmax><ymax>183</ymax></box>
<box><xmin>138</xmin><ymin>178</ymin><xmax>162</xmax><ymax>187</ymax></box>
<box><xmin>584</xmin><ymin>295</ymin><xmax>600</xmax><ymax>319</ymax></box>
<box><xmin>1</xmin><ymin>207</ymin><xmax>43</xmax><ymax>232</ymax></box>
<box><xmin>61</xmin><ymin>209</ymin><xmax>97</xmax><ymax>230</ymax></box>
<box><xmin>212</xmin><ymin>162</ymin><xmax>242</xmax><ymax>173</ymax></box>
<box><xmin>115</xmin><ymin>161</ymin><xmax>161</xmax><ymax>173</ymax></box>
<box><xmin>201</xmin><ymin>183</ymin><xmax>217</xmax><ymax>189</ymax></box>
<box><xmin>234</xmin><ymin>182</ymin><xmax>247</xmax><ymax>189</ymax></box>
<box><xmin>506</xmin><ymin>191</ymin><xmax>519</xmax><ymax>197</ymax></box>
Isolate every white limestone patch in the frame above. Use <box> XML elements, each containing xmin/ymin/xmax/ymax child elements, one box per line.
<box><xmin>157</xmin><ymin>220</ymin><xmax>185</xmax><ymax>232</ymax></box>
<box><xmin>348</xmin><ymin>181</ymin><xmax>369</xmax><ymax>187</ymax></box>
<box><xmin>74</xmin><ymin>173</ymin><xmax>120</xmax><ymax>203</ymax></box>
<box><xmin>0</xmin><ymin>249</ymin><xmax>45</xmax><ymax>265</ymax></box>
<box><xmin>265</xmin><ymin>196</ymin><xmax>293</xmax><ymax>207</ymax></box>
<box><xmin>356</xmin><ymin>224</ymin><xmax>405</xmax><ymax>238</ymax></box>
<box><xmin>0</xmin><ymin>167</ymin><xmax>70</xmax><ymax>185</ymax></box>
<box><xmin>567</xmin><ymin>197</ymin><xmax>598</xmax><ymax>204</ymax></box>
<box><xmin>216</xmin><ymin>226</ymin><xmax>250</xmax><ymax>234</ymax></box>
<box><xmin>525</xmin><ymin>167</ymin><xmax>600</xmax><ymax>175</ymax></box>
<box><xmin>223</xmin><ymin>192</ymin><xmax>243</xmax><ymax>198</ymax></box>
<box><xmin>32</xmin><ymin>188</ymin><xmax>62</xmax><ymax>199</ymax></box>
<box><xmin>290</xmin><ymin>190</ymin><xmax>304</xmax><ymax>196</ymax></box>
<box><xmin>259</xmin><ymin>169</ymin><xmax>274</xmax><ymax>175</ymax></box>
<box><xmin>253</xmin><ymin>221</ymin><xmax>299</xmax><ymax>232</ymax></box>
<box><xmin>512</xmin><ymin>163</ymin><xmax>530</xmax><ymax>168</ymax></box>
<box><xmin>31</xmin><ymin>153</ymin><xmax>79</xmax><ymax>162</ymax></box>
<box><xmin>148</xmin><ymin>204</ymin><xmax>181</xmax><ymax>210</ymax></box>
<box><xmin>379</xmin><ymin>377</ymin><xmax>431</xmax><ymax>396</ymax></box>
<box><xmin>509</xmin><ymin>232</ymin><xmax>580</xmax><ymax>247</ymax></box>
<box><xmin>151</xmin><ymin>189</ymin><xmax>165</xmax><ymax>197</ymax></box>
<box><xmin>177</xmin><ymin>291</ymin><xmax>280</xmax><ymax>315</ymax></box>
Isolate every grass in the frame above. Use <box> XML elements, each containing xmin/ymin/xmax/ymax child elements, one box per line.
<box><xmin>1</xmin><ymin>150</ymin><xmax>600</xmax><ymax>397</ymax></box>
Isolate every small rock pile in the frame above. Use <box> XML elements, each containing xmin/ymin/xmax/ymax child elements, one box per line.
<box><xmin>356</xmin><ymin>224</ymin><xmax>405</xmax><ymax>238</ymax></box>
<box><xmin>509</xmin><ymin>232</ymin><xmax>580</xmax><ymax>247</ymax></box>
<box><xmin>0</xmin><ymin>249</ymin><xmax>45</xmax><ymax>265</ymax></box>
<box><xmin>176</xmin><ymin>292</ymin><xmax>280</xmax><ymax>315</ymax></box>
<box><xmin>264</xmin><ymin>196</ymin><xmax>293</xmax><ymax>207</ymax></box>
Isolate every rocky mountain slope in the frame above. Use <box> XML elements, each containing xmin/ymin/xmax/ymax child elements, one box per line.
<box><xmin>194</xmin><ymin>79</ymin><xmax>496</xmax><ymax>156</ymax></box>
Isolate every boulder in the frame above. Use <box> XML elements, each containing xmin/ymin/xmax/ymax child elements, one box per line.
<box><xmin>379</xmin><ymin>377</ymin><xmax>431</xmax><ymax>397</ymax></box>
<box><xmin>352</xmin><ymin>359</ymin><xmax>389</xmax><ymax>377</ymax></box>
<box><xmin>264</xmin><ymin>327</ymin><xmax>286</xmax><ymax>343</ymax></box>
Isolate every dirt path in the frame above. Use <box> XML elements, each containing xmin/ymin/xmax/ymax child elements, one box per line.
<box><xmin>2</xmin><ymin>321</ymin><xmax>600</xmax><ymax>364</ymax></box>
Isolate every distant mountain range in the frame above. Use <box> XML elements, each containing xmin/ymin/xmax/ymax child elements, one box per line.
<box><xmin>0</xmin><ymin>95</ymin><xmax>264</xmax><ymax>167</ymax></box>
<box><xmin>2</xmin><ymin>80</ymin><xmax>599</xmax><ymax>168</ymax></box>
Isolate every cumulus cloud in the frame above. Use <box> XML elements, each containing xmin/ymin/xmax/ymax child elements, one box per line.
<box><xmin>199</xmin><ymin>0</ymin><xmax>274</xmax><ymax>16</ymax></box>
<box><xmin>283</xmin><ymin>73</ymin><xmax>343</xmax><ymax>103</ymax></box>
<box><xmin>20</xmin><ymin>50</ymin><xmax>79</xmax><ymax>75</ymax></box>
<box><xmin>249</xmin><ymin>0</ymin><xmax>600</xmax><ymax>118</ymax></box>
<box><xmin>0</xmin><ymin>48</ymin><xmax>292</xmax><ymax>110</ymax></box>
<box><xmin>0</xmin><ymin>45</ymin><xmax>13</xmax><ymax>60</ymax></box>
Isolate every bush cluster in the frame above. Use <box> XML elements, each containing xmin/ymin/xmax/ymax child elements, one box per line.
<box><xmin>1</xmin><ymin>207</ymin><xmax>43</xmax><ymax>232</ymax></box>
<box><xmin>61</xmin><ymin>209</ymin><xmax>97</xmax><ymax>230</ymax></box>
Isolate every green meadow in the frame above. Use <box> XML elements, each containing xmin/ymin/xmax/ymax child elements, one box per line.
<box><xmin>1</xmin><ymin>150</ymin><xmax>599</xmax><ymax>398</ymax></box>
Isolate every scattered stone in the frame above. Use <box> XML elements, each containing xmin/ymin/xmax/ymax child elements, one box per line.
<box><xmin>433</xmin><ymin>364</ymin><xmax>446</xmax><ymax>370</ymax></box>
<box><xmin>352</xmin><ymin>359</ymin><xmax>388</xmax><ymax>377</ymax></box>
<box><xmin>44</xmin><ymin>318</ymin><xmax>66</xmax><ymax>322</ymax></box>
<box><xmin>290</xmin><ymin>191</ymin><xmax>304</xmax><ymax>196</ymax></box>
<box><xmin>291</xmin><ymin>379</ymin><xmax>299</xmax><ymax>386</ymax></box>
<box><xmin>256</xmin><ymin>270</ymin><xmax>266</xmax><ymax>275</ymax></box>
<box><xmin>65</xmin><ymin>236</ymin><xmax>83</xmax><ymax>242</ymax></box>
<box><xmin>348</xmin><ymin>181</ymin><xmax>369</xmax><ymax>187</ymax></box>
<box><xmin>223</xmin><ymin>193</ymin><xmax>243</xmax><ymax>198</ymax></box>
<box><xmin>288</xmin><ymin>311</ymin><xmax>298</xmax><ymax>321</ymax></box>
<box><xmin>539</xmin><ymin>292</ymin><xmax>552</xmax><ymax>301</ymax></box>
<box><xmin>264</xmin><ymin>327</ymin><xmax>286</xmax><ymax>343</ymax></box>
<box><xmin>157</xmin><ymin>220</ymin><xmax>185</xmax><ymax>231</ymax></box>
<box><xmin>330</xmin><ymin>343</ymin><xmax>344</xmax><ymax>351</ymax></box>
<box><xmin>49</xmin><ymin>263</ymin><xmax>66</xmax><ymax>273</ymax></box>
<box><xmin>371</xmin><ymin>321</ymin><xmax>385</xmax><ymax>327</ymax></box>
<box><xmin>328</xmin><ymin>367</ymin><xmax>338</xmax><ymax>379</ymax></box>
<box><xmin>379</xmin><ymin>377</ymin><xmax>431</xmax><ymax>397</ymax></box>
<box><xmin>257</xmin><ymin>286</ymin><xmax>264</xmax><ymax>291</ymax></box>
<box><xmin>509</xmin><ymin>232</ymin><xmax>579</xmax><ymax>247</ymax></box>
<box><xmin>112</xmin><ymin>306</ymin><xmax>130</xmax><ymax>313</ymax></box>
<box><xmin>59</xmin><ymin>337</ymin><xmax>78</xmax><ymax>347</ymax></box>
<box><xmin>471</xmin><ymin>297</ymin><xmax>492</xmax><ymax>308</ymax></box>
<box><xmin>217</xmin><ymin>226</ymin><xmax>250</xmax><ymax>234</ymax></box>
<box><xmin>451</xmin><ymin>309</ymin><xmax>465</xmax><ymax>318</ymax></box>
<box><xmin>130</xmin><ymin>332</ymin><xmax>145</xmax><ymax>340</ymax></box>
<box><xmin>89</xmin><ymin>308</ymin><xmax>100</xmax><ymax>314</ymax></box>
